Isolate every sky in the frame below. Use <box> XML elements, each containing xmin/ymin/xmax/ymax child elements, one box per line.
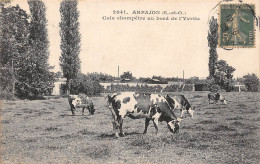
<box><xmin>11</xmin><ymin>0</ymin><xmax>260</xmax><ymax>78</ymax></box>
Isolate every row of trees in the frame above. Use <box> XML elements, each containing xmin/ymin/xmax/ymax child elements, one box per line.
<box><xmin>0</xmin><ymin>2</ymin><xmax>258</xmax><ymax>100</ymax></box>
<box><xmin>0</xmin><ymin>1</ymin><xmax>54</xmax><ymax>99</ymax></box>
<box><xmin>0</xmin><ymin>0</ymin><xmax>86</xmax><ymax>99</ymax></box>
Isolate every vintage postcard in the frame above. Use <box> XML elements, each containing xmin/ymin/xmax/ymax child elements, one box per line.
<box><xmin>1</xmin><ymin>0</ymin><xmax>259</xmax><ymax>163</ymax></box>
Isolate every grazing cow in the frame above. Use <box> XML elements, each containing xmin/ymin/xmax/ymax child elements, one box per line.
<box><xmin>68</xmin><ymin>94</ymin><xmax>95</xmax><ymax>116</ymax></box>
<box><xmin>107</xmin><ymin>92</ymin><xmax>182</xmax><ymax>138</ymax></box>
<box><xmin>165</xmin><ymin>95</ymin><xmax>194</xmax><ymax>118</ymax></box>
<box><xmin>208</xmin><ymin>92</ymin><xmax>227</xmax><ymax>104</ymax></box>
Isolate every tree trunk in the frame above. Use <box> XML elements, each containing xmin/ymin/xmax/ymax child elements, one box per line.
<box><xmin>67</xmin><ymin>78</ymin><xmax>71</xmax><ymax>95</ymax></box>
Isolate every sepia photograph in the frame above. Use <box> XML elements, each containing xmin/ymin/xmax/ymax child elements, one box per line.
<box><xmin>0</xmin><ymin>0</ymin><xmax>259</xmax><ymax>163</ymax></box>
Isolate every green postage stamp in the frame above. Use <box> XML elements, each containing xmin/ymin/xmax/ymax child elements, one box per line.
<box><xmin>219</xmin><ymin>4</ymin><xmax>255</xmax><ymax>48</ymax></box>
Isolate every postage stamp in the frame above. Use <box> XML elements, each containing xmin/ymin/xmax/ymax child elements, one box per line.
<box><xmin>219</xmin><ymin>4</ymin><xmax>255</xmax><ymax>48</ymax></box>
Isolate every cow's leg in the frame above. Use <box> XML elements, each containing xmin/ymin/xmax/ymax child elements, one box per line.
<box><xmin>153</xmin><ymin>119</ymin><xmax>159</xmax><ymax>134</ymax></box>
<box><xmin>114</xmin><ymin>119</ymin><xmax>120</xmax><ymax>138</ymax></box>
<box><xmin>109</xmin><ymin>107</ymin><xmax>120</xmax><ymax>137</ymax></box>
<box><xmin>180</xmin><ymin>109</ymin><xmax>185</xmax><ymax>118</ymax></box>
<box><xmin>82</xmin><ymin>107</ymin><xmax>85</xmax><ymax>116</ymax></box>
<box><xmin>112</xmin><ymin>120</ymin><xmax>116</xmax><ymax>133</ymax></box>
<box><xmin>118</xmin><ymin>117</ymin><xmax>125</xmax><ymax>137</ymax></box>
<box><xmin>71</xmin><ymin>107</ymin><xmax>75</xmax><ymax>116</ymax></box>
<box><xmin>143</xmin><ymin>118</ymin><xmax>150</xmax><ymax>134</ymax></box>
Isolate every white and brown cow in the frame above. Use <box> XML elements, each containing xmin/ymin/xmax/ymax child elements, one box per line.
<box><xmin>165</xmin><ymin>95</ymin><xmax>194</xmax><ymax>118</ymax></box>
<box><xmin>107</xmin><ymin>92</ymin><xmax>182</xmax><ymax>138</ymax></box>
<box><xmin>208</xmin><ymin>92</ymin><xmax>227</xmax><ymax>104</ymax></box>
<box><xmin>68</xmin><ymin>94</ymin><xmax>95</xmax><ymax>116</ymax></box>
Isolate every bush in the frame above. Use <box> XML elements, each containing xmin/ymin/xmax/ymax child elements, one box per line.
<box><xmin>243</xmin><ymin>74</ymin><xmax>259</xmax><ymax>92</ymax></box>
<box><xmin>209</xmin><ymin>84</ymin><xmax>221</xmax><ymax>92</ymax></box>
<box><xmin>0</xmin><ymin>87</ymin><xmax>17</xmax><ymax>100</ymax></box>
<box><xmin>61</xmin><ymin>74</ymin><xmax>104</xmax><ymax>96</ymax></box>
<box><xmin>194</xmin><ymin>83</ymin><xmax>209</xmax><ymax>91</ymax></box>
<box><xmin>104</xmin><ymin>84</ymin><xmax>163</xmax><ymax>93</ymax></box>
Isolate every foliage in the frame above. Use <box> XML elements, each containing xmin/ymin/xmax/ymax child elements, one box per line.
<box><xmin>120</xmin><ymin>71</ymin><xmax>133</xmax><ymax>80</ymax></box>
<box><xmin>0</xmin><ymin>4</ymin><xmax>30</xmax><ymax>98</ymax></box>
<box><xmin>208</xmin><ymin>17</ymin><xmax>218</xmax><ymax>78</ymax></box>
<box><xmin>61</xmin><ymin>73</ymin><xmax>103</xmax><ymax>96</ymax></box>
<box><xmin>86</xmin><ymin>72</ymin><xmax>117</xmax><ymax>82</ymax></box>
<box><xmin>214</xmin><ymin>60</ymin><xmax>235</xmax><ymax>91</ymax></box>
<box><xmin>0</xmin><ymin>86</ymin><xmax>17</xmax><ymax>100</ymax></box>
<box><xmin>164</xmin><ymin>84</ymin><xmax>194</xmax><ymax>92</ymax></box>
<box><xmin>54</xmin><ymin>71</ymin><xmax>64</xmax><ymax>78</ymax></box>
<box><xmin>243</xmin><ymin>74</ymin><xmax>259</xmax><ymax>92</ymax></box>
<box><xmin>185</xmin><ymin>76</ymin><xmax>200</xmax><ymax>84</ymax></box>
<box><xmin>104</xmin><ymin>84</ymin><xmax>163</xmax><ymax>93</ymax></box>
<box><xmin>0</xmin><ymin>3</ymin><xmax>54</xmax><ymax>99</ymax></box>
<box><xmin>59</xmin><ymin>0</ymin><xmax>81</xmax><ymax>94</ymax></box>
<box><xmin>17</xmin><ymin>0</ymin><xmax>55</xmax><ymax>99</ymax></box>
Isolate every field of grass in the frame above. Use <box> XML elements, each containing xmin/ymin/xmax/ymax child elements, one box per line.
<box><xmin>1</xmin><ymin>91</ymin><xmax>260</xmax><ymax>163</ymax></box>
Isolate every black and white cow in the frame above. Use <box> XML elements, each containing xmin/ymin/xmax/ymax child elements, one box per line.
<box><xmin>165</xmin><ymin>95</ymin><xmax>194</xmax><ymax>118</ymax></box>
<box><xmin>107</xmin><ymin>92</ymin><xmax>182</xmax><ymax>138</ymax></box>
<box><xmin>68</xmin><ymin>95</ymin><xmax>95</xmax><ymax>116</ymax></box>
<box><xmin>208</xmin><ymin>92</ymin><xmax>227</xmax><ymax>104</ymax></box>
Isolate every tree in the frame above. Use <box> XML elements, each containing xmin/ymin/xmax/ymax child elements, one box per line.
<box><xmin>0</xmin><ymin>4</ymin><xmax>31</xmax><ymax>99</ymax></box>
<box><xmin>208</xmin><ymin>17</ymin><xmax>218</xmax><ymax>78</ymax></box>
<box><xmin>120</xmin><ymin>71</ymin><xmax>133</xmax><ymax>80</ymax></box>
<box><xmin>16</xmin><ymin>0</ymin><xmax>55</xmax><ymax>98</ymax></box>
<box><xmin>59</xmin><ymin>0</ymin><xmax>81</xmax><ymax>95</ymax></box>
<box><xmin>54</xmin><ymin>71</ymin><xmax>64</xmax><ymax>78</ymax></box>
<box><xmin>214</xmin><ymin>60</ymin><xmax>235</xmax><ymax>91</ymax></box>
<box><xmin>243</xmin><ymin>74</ymin><xmax>259</xmax><ymax>92</ymax></box>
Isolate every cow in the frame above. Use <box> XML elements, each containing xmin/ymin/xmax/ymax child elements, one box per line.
<box><xmin>68</xmin><ymin>94</ymin><xmax>95</xmax><ymax>116</ymax></box>
<box><xmin>165</xmin><ymin>95</ymin><xmax>194</xmax><ymax>118</ymax></box>
<box><xmin>107</xmin><ymin>92</ymin><xmax>182</xmax><ymax>138</ymax></box>
<box><xmin>208</xmin><ymin>92</ymin><xmax>227</xmax><ymax>104</ymax></box>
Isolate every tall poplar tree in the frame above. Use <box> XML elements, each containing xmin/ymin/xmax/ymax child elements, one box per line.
<box><xmin>207</xmin><ymin>17</ymin><xmax>218</xmax><ymax>78</ymax></box>
<box><xmin>20</xmin><ymin>0</ymin><xmax>54</xmax><ymax>98</ymax></box>
<box><xmin>59</xmin><ymin>0</ymin><xmax>81</xmax><ymax>95</ymax></box>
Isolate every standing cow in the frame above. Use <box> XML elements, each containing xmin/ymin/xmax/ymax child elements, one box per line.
<box><xmin>208</xmin><ymin>92</ymin><xmax>227</xmax><ymax>104</ymax></box>
<box><xmin>68</xmin><ymin>94</ymin><xmax>95</xmax><ymax>116</ymax></box>
<box><xmin>107</xmin><ymin>92</ymin><xmax>182</xmax><ymax>138</ymax></box>
<box><xmin>165</xmin><ymin>95</ymin><xmax>195</xmax><ymax>118</ymax></box>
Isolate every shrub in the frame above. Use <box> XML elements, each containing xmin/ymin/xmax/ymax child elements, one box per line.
<box><xmin>243</xmin><ymin>74</ymin><xmax>259</xmax><ymax>92</ymax></box>
<box><xmin>61</xmin><ymin>74</ymin><xmax>103</xmax><ymax>96</ymax></box>
<box><xmin>0</xmin><ymin>87</ymin><xmax>17</xmax><ymax>100</ymax></box>
<box><xmin>209</xmin><ymin>84</ymin><xmax>221</xmax><ymax>92</ymax></box>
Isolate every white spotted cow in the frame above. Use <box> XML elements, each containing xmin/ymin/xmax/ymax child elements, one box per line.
<box><xmin>165</xmin><ymin>95</ymin><xmax>194</xmax><ymax>118</ymax></box>
<box><xmin>208</xmin><ymin>92</ymin><xmax>227</xmax><ymax>104</ymax></box>
<box><xmin>107</xmin><ymin>92</ymin><xmax>182</xmax><ymax>138</ymax></box>
<box><xmin>68</xmin><ymin>94</ymin><xmax>95</xmax><ymax>116</ymax></box>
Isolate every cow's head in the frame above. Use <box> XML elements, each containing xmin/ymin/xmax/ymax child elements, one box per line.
<box><xmin>167</xmin><ymin>118</ymin><xmax>183</xmax><ymax>133</ymax></box>
<box><xmin>187</xmin><ymin>106</ymin><xmax>195</xmax><ymax>118</ymax></box>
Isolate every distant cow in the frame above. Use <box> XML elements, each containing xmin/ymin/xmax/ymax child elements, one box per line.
<box><xmin>208</xmin><ymin>92</ymin><xmax>227</xmax><ymax>104</ymax></box>
<box><xmin>68</xmin><ymin>94</ymin><xmax>95</xmax><ymax>116</ymax></box>
<box><xmin>165</xmin><ymin>95</ymin><xmax>194</xmax><ymax>118</ymax></box>
<box><xmin>107</xmin><ymin>92</ymin><xmax>182</xmax><ymax>138</ymax></box>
